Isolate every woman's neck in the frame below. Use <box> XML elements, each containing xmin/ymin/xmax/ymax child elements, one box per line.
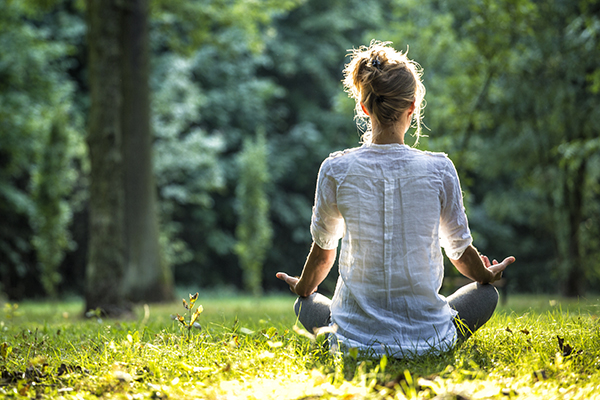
<box><xmin>369</xmin><ymin>107</ymin><xmax>413</xmax><ymax>145</ymax></box>
<box><xmin>371</xmin><ymin>121</ymin><xmax>408</xmax><ymax>145</ymax></box>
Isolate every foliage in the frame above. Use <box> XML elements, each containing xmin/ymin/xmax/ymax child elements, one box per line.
<box><xmin>452</xmin><ymin>0</ymin><xmax>600</xmax><ymax>295</ymax></box>
<box><xmin>372</xmin><ymin>0</ymin><xmax>600</xmax><ymax>295</ymax></box>
<box><xmin>150</xmin><ymin>0</ymin><xmax>302</xmax><ymax>55</ymax></box>
<box><xmin>1</xmin><ymin>296</ymin><xmax>600</xmax><ymax>398</ymax></box>
<box><xmin>0</xmin><ymin>0</ymin><xmax>86</xmax><ymax>298</ymax></box>
<box><xmin>235</xmin><ymin>131</ymin><xmax>273</xmax><ymax>296</ymax></box>
<box><xmin>30</xmin><ymin>118</ymin><xmax>82</xmax><ymax>297</ymax></box>
<box><xmin>2</xmin><ymin>0</ymin><xmax>600</xmax><ymax>297</ymax></box>
<box><xmin>151</xmin><ymin>52</ymin><xmax>226</xmax><ymax>269</ymax></box>
<box><xmin>150</xmin><ymin>13</ymin><xmax>282</xmax><ymax>288</ymax></box>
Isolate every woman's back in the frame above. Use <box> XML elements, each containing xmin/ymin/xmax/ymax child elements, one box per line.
<box><xmin>315</xmin><ymin>143</ymin><xmax>470</xmax><ymax>355</ymax></box>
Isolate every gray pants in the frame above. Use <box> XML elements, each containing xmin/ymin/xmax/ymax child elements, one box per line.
<box><xmin>294</xmin><ymin>282</ymin><xmax>498</xmax><ymax>342</ymax></box>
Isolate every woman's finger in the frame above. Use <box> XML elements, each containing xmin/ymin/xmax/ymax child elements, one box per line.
<box><xmin>503</xmin><ymin>256</ymin><xmax>516</xmax><ymax>265</ymax></box>
<box><xmin>276</xmin><ymin>272</ymin><xmax>285</xmax><ymax>279</ymax></box>
<box><xmin>276</xmin><ymin>272</ymin><xmax>290</xmax><ymax>281</ymax></box>
<box><xmin>489</xmin><ymin>256</ymin><xmax>515</xmax><ymax>274</ymax></box>
<box><xmin>276</xmin><ymin>272</ymin><xmax>300</xmax><ymax>288</ymax></box>
<box><xmin>481</xmin><ymin>255</ymin><xmax>491</xmax><ymax>268</ymax></box>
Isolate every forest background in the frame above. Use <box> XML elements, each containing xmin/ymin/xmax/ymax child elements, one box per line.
<box><xmin>1</xmin><ymin>0</ymin><xmax>599</xmax><ymax>305</ymax></box>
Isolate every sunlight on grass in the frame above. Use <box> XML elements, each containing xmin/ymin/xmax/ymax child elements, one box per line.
<box><xmin>1</xmin><ymin>293</ymin><xmax>599</xmax><ymax>399</ymax></box>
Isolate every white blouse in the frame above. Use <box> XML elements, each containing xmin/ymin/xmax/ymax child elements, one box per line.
<box><xmin>310</xmin><ymin>143</ymin><xmax>472</xmax><ymax>356</ymax></box>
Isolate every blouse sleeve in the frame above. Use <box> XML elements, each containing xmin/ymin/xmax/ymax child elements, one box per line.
<box><xmin>310</xmin><ymin>158</ymin><xmax>345</xmax><ymax>250</ymax></box>
<box><xmin>439</xmin><ymin>157</ymin><xmax>473</xmax><ymax>260</ymax></box>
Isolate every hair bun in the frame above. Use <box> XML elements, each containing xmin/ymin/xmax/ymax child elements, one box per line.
<box><xmin>371</xmin><ymin>56</ymin><xmax>382</xmax><ymax>70</ymax></box>
<box><xmin>342</xmin><ymin>40</ymin><xmax>426</xmax><ymax>145</ymax></box>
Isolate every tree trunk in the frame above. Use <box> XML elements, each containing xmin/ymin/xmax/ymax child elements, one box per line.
<box><xmin>120</xmin><ymin>0</ymin><xmax>173</xmax><ymax>302</ymax></box>
<box><xmin>85</xmin><ymin>0</ymin><xmax>173</xmax><ymax>315</ymax></box>
<box><xmin>85</xmin><ymin>0</ymin><xmax>129</xmax><ymax>316</ymax></box>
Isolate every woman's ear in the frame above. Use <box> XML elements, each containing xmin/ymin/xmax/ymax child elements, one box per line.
<box><xmin>360</xmin><ymin>102</ymin><xmax>370</xmax><ymax>116</ymax></box>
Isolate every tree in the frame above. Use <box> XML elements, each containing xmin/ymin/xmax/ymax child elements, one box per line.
<box><xmin>86</xmin><ymin>0</ymin><xmax>172</xmax><ymax>315</ymax></box>
<box><xmin>0</xmin><ymin>0</ymin><xmax>84</xmax><ymax>299</ymax></box>
<box><xmin>121</xmin><ymin>0</ymin><xmax>172</xmax><ymax>302</ymax></box>
<box><xmin>85</xmin><ymin>0</ymin><xmax>128</xmax><ymax>315</ymax></box>
<box><xmin>235</xmin><ymin>130</ymin><xmax>272</xmax><ymax>296</ymax></box>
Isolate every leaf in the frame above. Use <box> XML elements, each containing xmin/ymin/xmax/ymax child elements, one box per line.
<box><xmin>239</xmin><ymin>327</ymin><xmax>255</xmax><ymax>335</ymax></box>
<box><xmin>176</xmin><ymin>314</ymin><xmax>188</xmax><ymax>327</ymax></box>
<box><xmin>265</xmin><ymin>326</ymin><xmax>277</xmax><ymax>339</ymax></box>
<box><xmin>189</xmin><ymin>292</ymin><xmax>199</xmax><ymax>309</ymax></box>
<box><xmin>380</xmin><ymin>354</ymin><xmax>388</xmax><ymax>372</ymax></box>
<box><xmin>189</xmin><ymin>312</ymin><xmax>199</xmax><ymax>327</ymax></box>
<box><xmin>182</xmin><ymin>299</ymin><xmax>189</xmax><ymax>310</ymax></box>
<box><xmin>267</xmin><ymin>340</ymin><xmax>283</xmax><ymax>348</ymax></box>
<box><xmin>189</xmin><ymin>305</ymin><xmax>203</xmax><ymax>326</ymax></box>
<box><xmin>557</xmin><ymin>335</ymin><xmax>582</xmax><ymax>357</ymax></box>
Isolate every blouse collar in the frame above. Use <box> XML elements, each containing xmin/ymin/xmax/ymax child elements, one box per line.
<box><xmin>364</xmin><ymin>143</ymin><xmax>409</xmax><ymax>150</ymax></box>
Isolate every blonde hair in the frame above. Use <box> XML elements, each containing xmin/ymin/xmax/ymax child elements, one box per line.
<box><xmin>343</xmin><ymin>40</ymin><xmax>426</xmax><ymax>145</ymax></box>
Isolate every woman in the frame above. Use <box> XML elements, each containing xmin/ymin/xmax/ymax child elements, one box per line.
<box><xmin>276</xmin><ymin>41</ymin><xmax>515</xmax><ymax>356</ymax></box>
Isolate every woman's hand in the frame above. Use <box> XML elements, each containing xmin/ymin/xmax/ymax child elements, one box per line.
<box><xmin>276</xmin><ymin>272</ymin><xmax>303</xmax><ymax>296</ymax></box>
<box><xmin>480</xmin><ymin>254</ymin><xmax>516</xmax><ymax>283</ymax></box>
<box><xmin>451</xmin><ymin>245</ymin><xmax>515</xmax><ymax>284</ymax></box>
<box><xmin>276</xmin><ymin>243</ymin><xmax>336</xmax><ymax>297</ymax></box>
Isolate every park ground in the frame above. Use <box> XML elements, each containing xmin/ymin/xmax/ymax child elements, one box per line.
<box><xmin>1</xmin><ymin>292</ymin><xmax>600</xmax><ymax>399</ymax></box>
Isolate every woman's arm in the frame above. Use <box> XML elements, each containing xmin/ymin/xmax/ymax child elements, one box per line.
<box><xmin>450</xmin><ymin>244</ymin><xmax>515</xmax><ymax>284</ymax></box>
<box><xmin>276</xmin><ymin>242</ymin><xmax>337</xmax><ymax>297</ymax></box>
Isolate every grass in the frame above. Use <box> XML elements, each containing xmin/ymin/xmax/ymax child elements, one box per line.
<box><xmin>1</xmin><ymin>293</ymin><xmax>600</xmax><ymax>399</ymax></box>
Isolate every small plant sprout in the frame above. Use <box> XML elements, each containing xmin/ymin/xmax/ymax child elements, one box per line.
<box><xmin>176</xmin><ymin>292</ymin><xmax>203</xmax><ymax>338</ymax></box>
<box><xmin>3</xmin><ymin>303</ymin><xmax>20</xmax><ymax>320</ymax></box>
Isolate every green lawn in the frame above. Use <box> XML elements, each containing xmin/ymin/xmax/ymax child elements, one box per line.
<box><xmin>1</xmin><ymin>293</ymin><xmax>600</xmax><ymax>399</ymax></box>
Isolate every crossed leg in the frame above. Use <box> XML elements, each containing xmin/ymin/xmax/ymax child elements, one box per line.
<box><xmin>293</xmin><ymin>282</ymin><xmax>499</xmax><ymax>342</ymax></box>
<box><xmin>447</xmin><ymin>282</ymin><xmax>499</xmax><ymax>340</ymax></box>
